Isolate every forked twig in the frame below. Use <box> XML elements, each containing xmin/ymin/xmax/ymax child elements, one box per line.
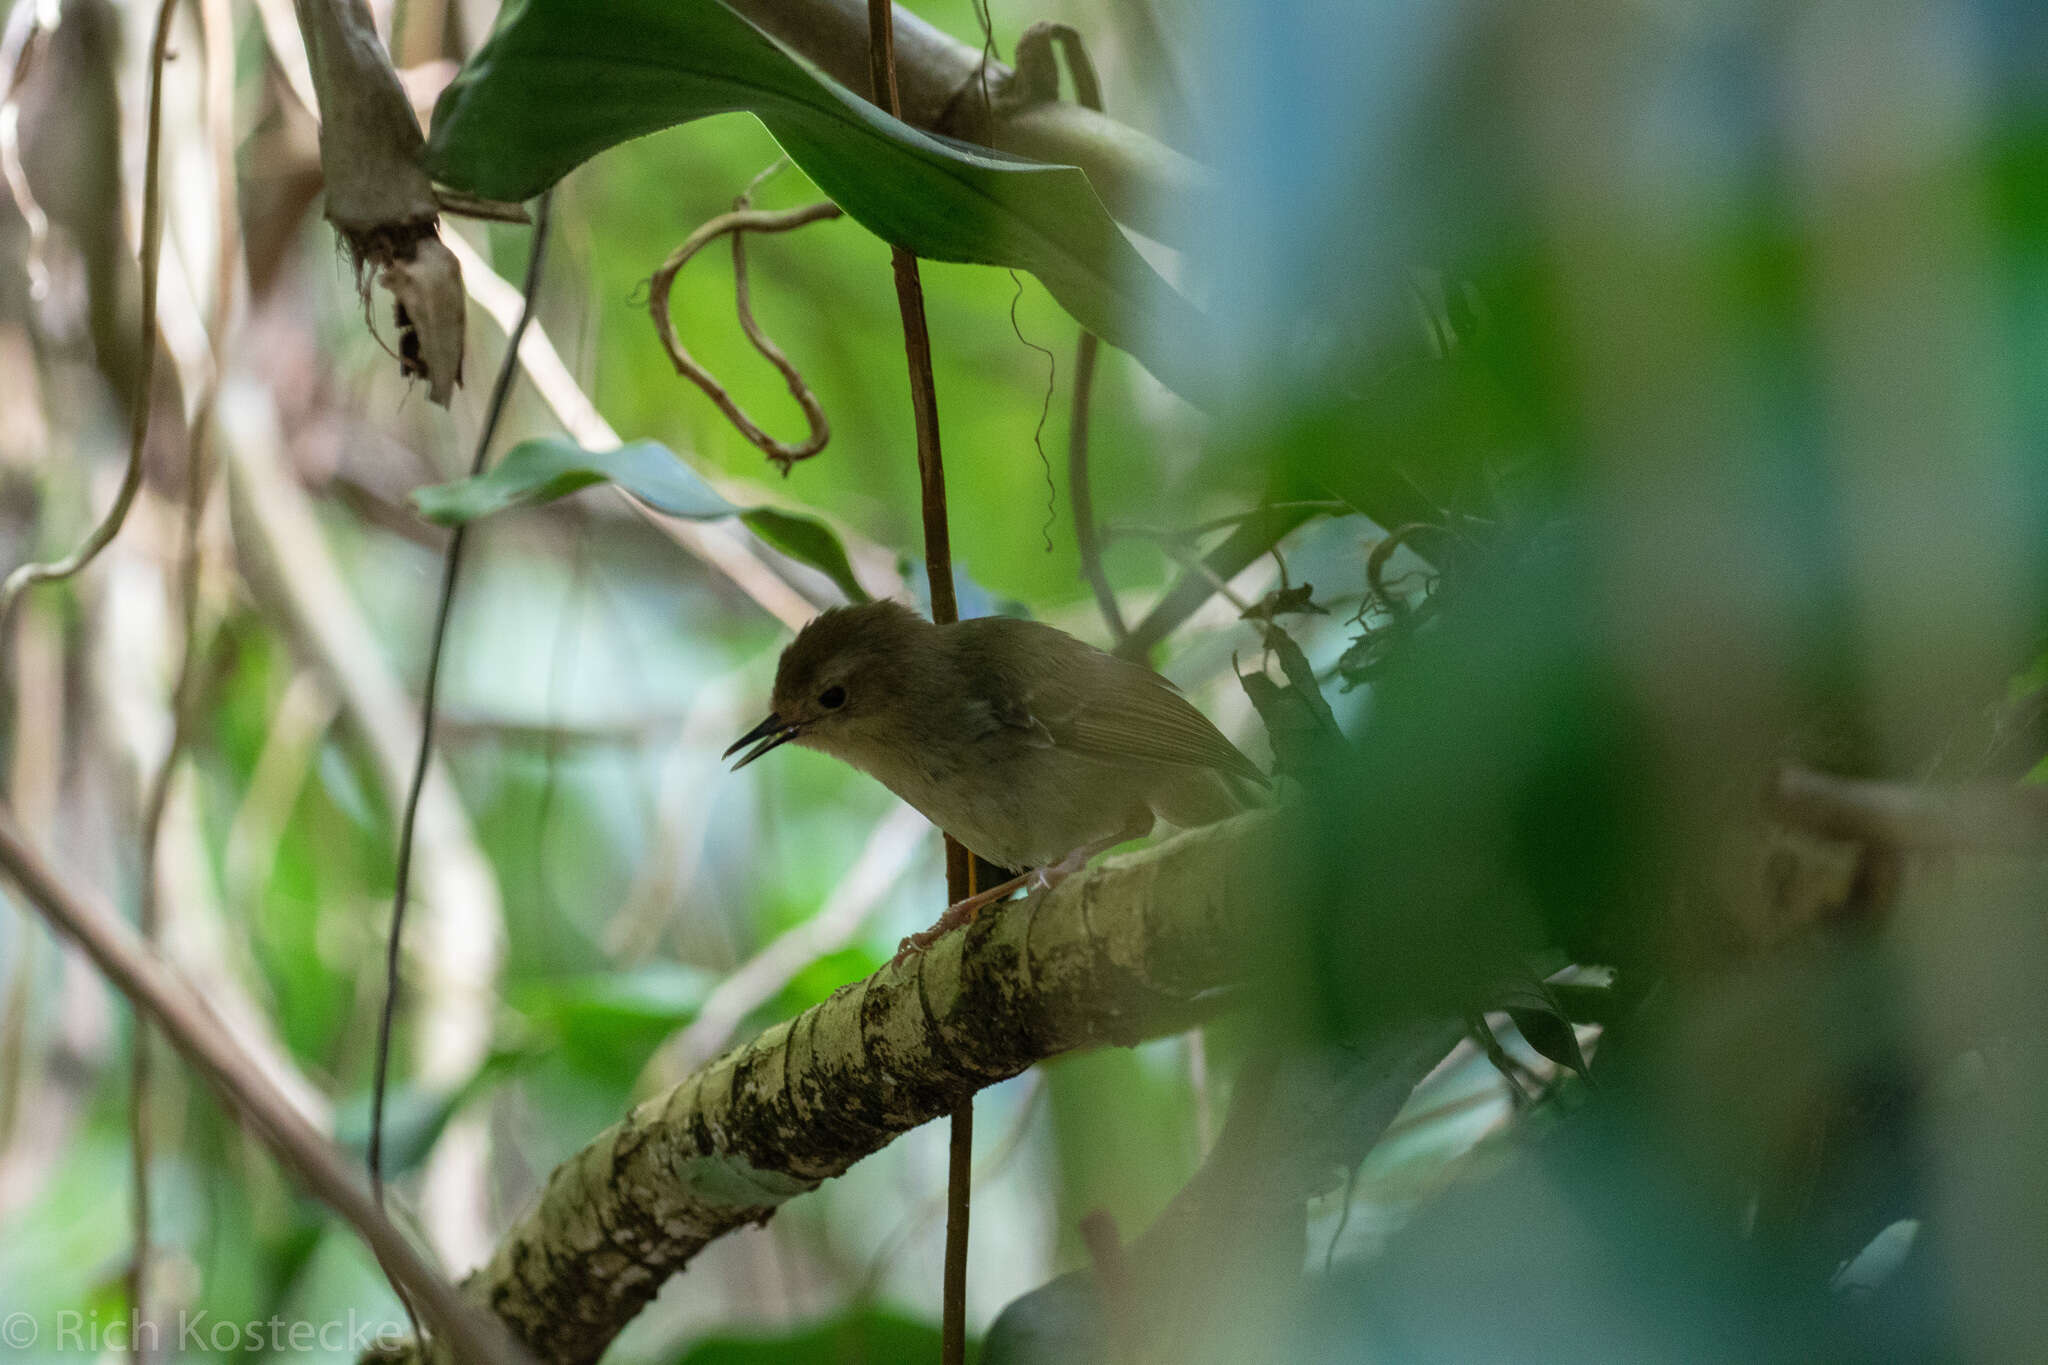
<box><xmin>647</xmin><ymin>200</ymin><xmax>843</xmax><ymax>474</ymax></box>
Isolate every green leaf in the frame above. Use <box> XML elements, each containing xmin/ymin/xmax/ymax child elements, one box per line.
<box><xmin>1503</xmin><ymin>1005</ymin><xmax>1589</xmax><ymax>1078</ymax></box>
<box><xmin>411</xmin><ymin>438</ymin><xmax>870</xmax><ymax>602</ymax></box>
<box><xmin>739</xmin><ymin>508</ymin><xmax>866</xmax><ymax>609</ymax></box>
<box><xmin>424</xmin><ymin>0</ymin><xmax>1207</xmax><ymax>398</ymax></box>
<box><xmin>676</xmin><ymin>1309</ymin><xmax>946</xmax><ymax>1364</ymax></box>
<box><xmin>983</xmin><ymin>1269</ymin><xmax>1104</xmax><ymax>1365</ymax></box>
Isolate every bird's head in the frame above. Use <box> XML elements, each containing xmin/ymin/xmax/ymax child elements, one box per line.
<box><xmin>724</xmin><ymin>599</ymin><xmax>936</xmax><ymax>770</ymax></box>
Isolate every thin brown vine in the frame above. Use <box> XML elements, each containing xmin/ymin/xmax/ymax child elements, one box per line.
<box><xmin>648</xmin><ymin>200</ymin><xmax>843</xmax><ymax>473</ymax></box>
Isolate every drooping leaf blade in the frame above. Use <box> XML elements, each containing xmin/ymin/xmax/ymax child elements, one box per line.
<box><xmin>424</xmin><ymin>0</ymin><xmax>1207</xmax><ymax>398</ymax></box>
<box><xmin>739</xmin><ymin>508</ymin><xmax>867</xmax><ymax>607</ymax></box>
<box><xmin>410</xmin><ymin>440</ymin><xmax>737</xmax><ymax>524</ymax></box>
<box><xmin>411</xmin><ymin>438</ymin><xmax>870</xmax><ymax>602</ymax></box>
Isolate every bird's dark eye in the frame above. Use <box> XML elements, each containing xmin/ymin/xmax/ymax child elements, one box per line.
<box><xmin>819</xmin><ymin>685</ymin><xmax>847</xmax><ymax>710</ymax></box>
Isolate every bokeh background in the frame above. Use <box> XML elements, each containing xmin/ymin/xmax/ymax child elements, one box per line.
<box><xmin>4</xmin><ymin>0</ymin><xmax>2048</xmax><ymax>1361</ymax></box>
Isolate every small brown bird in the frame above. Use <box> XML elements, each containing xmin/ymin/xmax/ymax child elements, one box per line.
<box><xmin>726</xmin><ymin>601</ymin><xmax>1266</xmax><ymax>916</ymax></box>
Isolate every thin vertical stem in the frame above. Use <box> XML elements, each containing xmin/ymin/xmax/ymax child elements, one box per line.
<box><xmin>1068</xmin><ymin>330</ymin><xmax>1124</xmax><ymax>640</ymax></box>
<box><xmin>939</xmin><ymin>857</ymin><xmax>976</xmax><ymax>1362</ymax></box>
<box><xmin>121</xmin><ymin>3</ymin><xmax>184</xmax><ymax>1352</ymax></box>
<box><xmin>890</xmin><ymin>244</ymin><xmax>957</xmax><ymax>624</ymax></box>
<box><xmin>866</xmin><ymin>3</ymin><xmax>967</xmax><ymax>1359</ymax></box>
<box><xmin>1033</xmin><ymin>26</ymin><xmax>1124</xmax><ymax>645</ymax></box>
<box><xmin>367</xmin><ymin>193</ymin><xmax>553</xmax><ymax>1335</ymax></box>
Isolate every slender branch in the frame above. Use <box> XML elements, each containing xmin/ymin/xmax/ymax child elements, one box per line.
<box><xmin>0</xmin><ymin>811</ymin><xmax>537</xmax><ymax>1365</ymax></box>
<box><xmin>132</xmin><ymin>1</ymin><xmax>243</xmax><ymax>1340</ymax></box>
<box><xmin>369</xmin><ymin>193</ymin><xmax>553</xmax><ymax>1220</ymax></box>
<box><xmin>0</xmin><ymin>596</ymin><xmax>60</xmax><ymax>1179</ymax></box>
<box><xmin>647</xmin><ymin>201</ymin><xmax>844</xmax><ymax>473</ymax></box>
<box><xmin>864</xmin><ymin>8</ymin><xmax>957</xmax><ymax>628</ymax></box>
<box><xmin>1770</xmin><ymin>765</ymin><xmax>2048</xmax><ymax>854</ymax></box>
<box><xmin>856</xmin><ymin>1069</ymin><xmax>1047</xmax><ymax>1298</ymax></box>
<box><xmin>1112</xmin><ymin>501</ymin><xmax>1357</xmax><ymax>547</ymax></box>
<box><xmin>0</xmin><ymin>0</ymin><xmax>173</xmax><ymax>659</ymax></box>
<box><xmin>944</xmin><ymin>1062</ymin><xmax>974</xmax><ymax>1360</ymax></box>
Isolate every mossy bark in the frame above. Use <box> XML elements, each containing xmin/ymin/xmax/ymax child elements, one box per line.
<box><xmin>408</xmin><ymin>812</ymin><xmax>1279</xmax><ymax>1365</ymax></box>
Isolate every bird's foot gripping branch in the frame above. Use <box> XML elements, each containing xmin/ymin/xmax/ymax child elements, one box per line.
<box><xmin>382</xmin><ymin>812</ymin><xmax>1276</xmax><ymax>1365</ymax></box>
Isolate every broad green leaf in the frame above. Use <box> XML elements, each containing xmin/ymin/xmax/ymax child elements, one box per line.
<box><xmin>412</xmin><ymin>438</ymin><xmax>870</xmax><ymax>602</ymax></box>
<box><xmin>425</xmin><ymin>0</ymin><xmax>1207</xmax><ymax>398</ymax></box>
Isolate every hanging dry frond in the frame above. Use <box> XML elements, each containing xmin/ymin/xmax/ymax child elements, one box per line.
<box><xmin>292</xmin><ymin>0</ymin><xmax>464</xmax><ymax>404</ymax></box>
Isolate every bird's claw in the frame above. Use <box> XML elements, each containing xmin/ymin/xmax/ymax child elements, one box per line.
<box><xmin>890</xmin><ymin>868</ymin><xmax>1035</xmax><ymax>965</ymax></box>
<box><xmin>888</xmin><ymin>841</ymin><xmax>1119</xmax><ymax>966</ymax></box>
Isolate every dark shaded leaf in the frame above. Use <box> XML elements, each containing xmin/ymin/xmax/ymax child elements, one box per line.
<box><xmin>1504</xmin><ymin>1005</ymin><xmax>1590</xmax><ymax>1078</ymax></box>
<box><xmin>981</xmin><ymin>1270</ymin><xmax>1103</xmax><ymax>1365</ymax></box>
<box><xmin>1261</xmin><ymin>625</ymin><xmax>1342</xmax><ymax>737</ymax></box>
<box><xmin>1238</xmin><ymin>623</ymin><xmax>1345</xmax><ymax>783</ymax></box>
<box><xmin>1239</xmin><ymin>670</ymin><xmax>1329</xmax><ymax>783</ymax></box>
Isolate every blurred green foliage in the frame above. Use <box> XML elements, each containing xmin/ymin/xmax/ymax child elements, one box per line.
<box><xmin>5</xmin><ymin>0</ymin><xmax>2048</xmax><ymax>1361</ymax></box>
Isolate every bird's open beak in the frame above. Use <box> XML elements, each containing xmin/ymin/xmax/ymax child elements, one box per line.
<box><xmin>724</xmin><ymin>713</ymin><xmax>801</xmax><ymax>770</ymax></box>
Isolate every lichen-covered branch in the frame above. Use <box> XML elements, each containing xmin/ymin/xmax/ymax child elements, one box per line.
<box><xmin>405</xmin><ymin>812</ymin><xmax>1279</xmax><ymax>1365</ymax></box>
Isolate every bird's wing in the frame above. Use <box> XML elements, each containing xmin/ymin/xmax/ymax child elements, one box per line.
<box><xmin>959</xmin><ymin>619</ymin><xmax>1269</xmax><ymax>787</ymax></box>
